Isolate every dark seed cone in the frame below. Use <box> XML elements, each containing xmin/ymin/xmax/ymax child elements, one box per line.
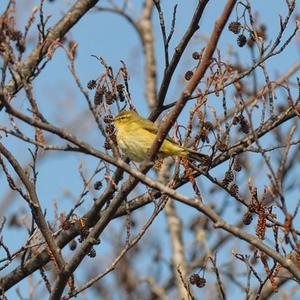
<box><xmin>185</xmin><ymin>70</ymin><xmax>193</xmax><ymax>80</ymax></box>
<box><xmin>237</xmin><ymin>34</ymin><xmax>247</xmax><ymax>47</ymax></box>
<box><xmin>224</xmin><ymin>170</ymin><xmax>234</xmax><ymax>182</ymax></box>
<box><xmin>228</xmin><ymin>21</ymin><xmax>241</xmax><ymax>34</ymax></box>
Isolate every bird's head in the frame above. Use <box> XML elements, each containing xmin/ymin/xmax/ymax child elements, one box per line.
<box><xmin>114</xmin><ymin>110</ymin><xmax>138</xmax><ymax>127</ymax></box>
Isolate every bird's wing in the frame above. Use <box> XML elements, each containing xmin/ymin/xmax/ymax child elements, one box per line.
<box><xmin>139</xmin><ymin>118</ymin><xmax>159</xmax><ymax>132</ymax></box>
<box><xmin>139</xmin><ymin>119</ymin><xmax>175</xmax><ymax>143</ymax></box>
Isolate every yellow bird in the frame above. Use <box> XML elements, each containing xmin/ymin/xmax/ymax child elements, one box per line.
<box><xmin>113</xmin><ymin>110</ymin><xmax>210</xmax><ymax>164</ymax></box>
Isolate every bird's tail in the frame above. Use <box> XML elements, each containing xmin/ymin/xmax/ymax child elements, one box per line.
<box><xmin>187</xmin><ymin>149</ymin><xmax>211</xmax><ymax>165</ymax></box>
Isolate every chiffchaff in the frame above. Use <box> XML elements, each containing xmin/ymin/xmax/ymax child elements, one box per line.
<box><xmin>114</xmin><ymin>110</ymin><xmax>210</xmax><ymax>164</ymax></box>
